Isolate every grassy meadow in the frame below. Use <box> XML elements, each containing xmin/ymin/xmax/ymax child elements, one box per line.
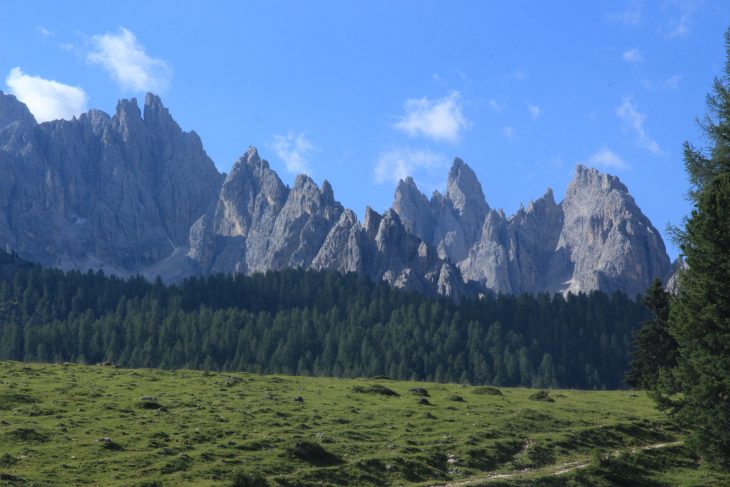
<box><xmin>0</xmin><ymin>361</ymin><xmax>726</xmax><ymax>486</ymax></box>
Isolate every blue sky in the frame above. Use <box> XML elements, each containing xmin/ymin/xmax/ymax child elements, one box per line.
<box><xmin>2</xmin><ymin>1</ymin><xmax>729</xmax><ymax>259</ymax></box>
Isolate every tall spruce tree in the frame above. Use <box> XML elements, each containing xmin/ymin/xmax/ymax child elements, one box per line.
<box><xmin>658</xmin><ymin>28</ymin><xmax>730</xmax><ymax>466</ymax></box>
<box><xmin>624</xmin><ymin>278</ymin><xmax>675</xmax><ymax>390</ymax></box>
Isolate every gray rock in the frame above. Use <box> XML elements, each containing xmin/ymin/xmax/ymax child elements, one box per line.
<box><xmin>665</xmin><ymin>256</ymin><xmax>687</xmax><ymax>294</ymax></box>
<box><xmin>0</xmin><ymin>92</ymin><xmax>221</xmax><ymax>275</ymax></box>
<box><xmin>556</xmin><ymin>165</ymin><xmax>670</xmax><ymax>296</ymax></box>
<box><xmin>0</xmin><ymin>92</ymin><xmax>672</xmax><ymax>299</ymax></box>
<box><xmin>391</xmin><ymin>160</ymin><xmax>671</xmax><ymax>297</ymax></box>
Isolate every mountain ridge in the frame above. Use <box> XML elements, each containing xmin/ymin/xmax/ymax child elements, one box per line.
<box><xmin>0</xmin><ymin>91</ymin><xmax>672</xmax><ymax>297</ymax></box>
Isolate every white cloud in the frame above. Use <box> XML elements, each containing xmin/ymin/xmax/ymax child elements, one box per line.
<box><xmin>641</xmin><ymin>73</ymin><xmax>683</xmax><ymax>91</ymax></box>
<box><xmin>270</xmin><ymin>132</ymin><xmax>315</xmax><ymax>174</ymax></box>
<box><xmin>664</xmin><ymin>0</ymin><xmax>702</xmax><ymax>38</ymax></box>
<box><xmin>37</xmin><ymin>26</ymin><xmax>53</xmax><ymax>38</ymax></box>
<box><xmin>374</xmin><ymin>148</ymin><xmax>449</xmax><ymax>185</ymax></box>
<box><xmin>528</xmin><ymin>104</ymin><xmax>542</xmax><ymax>120</ymax></box>
<box><xmin>663</xmin><ymin>73</ymin><xmax>682</xmax><ymax>89</ymax></box>
<box><xmin>583</xmin><ymin>147</ymin><xmax>629</xmax><ymax>170</ymax></box>
<box><xmin>502</xmin><ymin>126</ymin><xmax>516</xmax><ymax>143</ymax></box>
<box><xmin>5</xmin><ymin>67</ymin><xmax>87</xmax><ymax>122</ymax></box>
<box><xmin>616</xmin><ymin>98</ymin><xmax>661</xmax><ymax>154</ymax></box>
<box><xmin>608</xmin><ymin>1</ymin><xmax>641</xmax><ymax>25</ymax></box>
<box><xmin>488</xmin><ymin>98</ymin><xmax>502</xmax><ymax>111</ymax></box>
<box><xmin>393</xmin><ymin>91</ymin><xmax>469</xmax><ymax>143</ymax></box>
<box><xmin>622</xmin><ymin>48</ymin><xmax>643</xmax><ymax>63</ymax></box>
<box><xmin>87</xmin><ymin>27</ymin><xmax>171</xmax><ymax>93</ymax></box>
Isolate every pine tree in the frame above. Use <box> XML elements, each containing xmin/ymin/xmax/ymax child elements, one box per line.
<box><xmin>624</xmin><ymin>278</ymin><xmax>676</xmax><ymax>389</ymax></box>
<box><xmin>658</xmin><ymin>29</ymin><xmax>730</xmax><ymax>466</ymax></box>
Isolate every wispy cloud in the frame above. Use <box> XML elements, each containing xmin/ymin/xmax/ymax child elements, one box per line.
<box><xmin>393</xmin><ymin>91</ymin><xmax>469</xmax><ymax>143</ymax></box>
<box><xmin>641</xmin><ymin>73</ymin><xmax>682</xmax><ymax>91</ymax></box>
<box><xmin>608</xmin><ymin>0</ymin><xmax>641</xmax><ymax>25</ymax></box>
<box><xmin>5</xmin><ymin>67</ymin><xmax>87</xmax><ymax>122</ymax></box>
<box><xmin>583</xmin><ymin>147</ymin><xmax>629</xmax><ymax>170</ymax></box>
<box><xmin>270</xmin><ymin>132</ymin><xmax>315</xmax><ymax>174</ymax></box>
<box><xmin>502</xmin><ymin>126</ymin><xmax>516</xmax><ymax>143</ymax></box>
<box><xmin>664</xmin><ymin>0</ymin><xmax>702</xmax><ymax>38</ymax></box>
<box><xmin>374</xmin><ymin>148</ymin><xmax>449</xmax><ymax>186</ymax></box>
<box><xmin>622</xmin><ymin>48</ymin><xmax>643</xmax><ymax>63</ymax></box>
<box><xmin>488</xmin><ymin>98</ymin><xmax>503</xmax><ymax>111</ymax></box>
<box><xmin>87</xmin><ymin>27</ymin><xmax>171</xmax><ymax>93</ymax></box>
<box><xmin>528</xmin><ymin>104</ymin><xmax>542</xmax><ymax>120</ymax></box>
<box><xmin>37</xmin><ymin>26</ymin><xmax>53</xmax><ymax>38</ymax></box>
<box><xmin>616</xmin><ymin>97</ymin><xmax>661</xmax><ymax>154</ymax></box>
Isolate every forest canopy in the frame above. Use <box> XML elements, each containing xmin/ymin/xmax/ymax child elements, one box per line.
<box><xmin>0</xmin><ymin>251</ymin><xmax>648</xmax><ymax>389</ymax></box>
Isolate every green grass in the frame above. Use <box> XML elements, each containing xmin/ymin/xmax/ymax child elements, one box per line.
<box><xmin>0</xmin><ymin>361</ymin><xmax>725</xmax><ymax>486</ymax></box>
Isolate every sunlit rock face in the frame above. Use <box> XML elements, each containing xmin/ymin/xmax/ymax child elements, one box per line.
<box><xmin>0</xmin><ymin>92</ymin><xmax>670</xmax><ymax>298</ymax></box>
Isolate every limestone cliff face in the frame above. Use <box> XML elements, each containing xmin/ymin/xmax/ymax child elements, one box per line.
<box><xmin>0</xmin><ymin>92</ymin><xmax>671</xmax><ymax>298</ymax></box>
<box><xmin>0</xmin><ymin>91</ymin><xmax>222</xmax><ymax>275</ymax></box>
<box><xmin>391</xmin><ymin>160</ymin><xmax>671</xmax><ymax>297</ymax></box>
<box><xmin>556</xmin><ymin>165</ymin><xmax>671</xmax><ymax>296</ymax></box>
<box><xmin>183</xmin><ymin>147</ymin><xmax>459</xmax><ymax>297</ymax></box>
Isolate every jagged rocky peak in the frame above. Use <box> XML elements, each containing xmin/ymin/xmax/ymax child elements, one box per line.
<box><xmin>527</xmin><ymin>187</ymin><xmax>556</xmax><ymax>212</ymax></box>
<box><xmin>78</xmin><ymin>109</ymin><xmax>112</xmax><ymax>135</ymax></box>
<box><xmin>570</xmin><ymin>164</ymin><xmax>629</xmax><ymax>195</ymax></box>
<box><xmin>558</xmin><ymin>164</ymin><xmax>671</xmax><ymax>296</ymax></box>
<box><xmin>115</xmin><ymin>97</ymin><xmax>142</xmax><ymax>121</ymax></box>
<box><xmin>0</xmin><ymin>90</ymin><xmax>674</xmax><ymax>300</ymax></box>
<box><xmin>0</xmin><ymin>90</ymin><xmax>37</xmax><ymax>129</ymax></box>
<box><xmin>363</xmin><ymin>206</ymin><xmax>383</xmax><ymax>237</ymax></box>
<box><xmin>232</xmin><ymin>146</ymin><xmax>272</xmax><ymax>175</ymax></box>
<box><xmin>215</xmin><ymin>146</ymin><xmax>287</xmax><ymax>238</ymax></box>
<box><xmin>143</xmin><ymin>92</ymin><xmax>175</xmax><ymax>128</ymax></box>
<box><xmin>321</xmin><ymin>179</ymin><xmax>335</xmax><ymax>202</ymax></box>
<box><xmin>393</xmin><ymin>176</ymin><xmax>436</xmax><ymax>242</ymax></box>
<box><xmin>289</xmin><ymin>174</ymin><xmax>331</xmax><ymax>211</ymax></box>
<box><xmin>445</xmin><ymin>157</ymin><xmax>489</xmax><ymax>215</ymax></box>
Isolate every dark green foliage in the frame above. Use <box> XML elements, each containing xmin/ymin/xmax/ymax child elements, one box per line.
<box><xmin>473</xmin><ymin>386</ymin><xmax>503</xmax><ymax>396</ymax></box>
<box><xmin>0</xmin><ymin>453</ymin><xmax>17</xmax><ymax>467</ymax></box>
<box><xmin>352</xmin><ymin>384</ymin><xmax>399</xmax><ymax>396</ymax></box>
<box><xmin>663</xmin><ymin>173</ymin><xmax>730</xmax><ymax>465</ymax></box>
<box><xmin>408</xmin><ymin>387</ymin><xmax>429</xmax><ymax>397</ymax></box>
<box><xmin>529</xmin><ymin>390</ymin><xmax>554</xmax><ymax>402</ymax></box>
<box><xmin>0</xmin><ymin>251</ymin><xmax>650</xmax><ymax>389</ymax></box>
<box><xmin>5</xmin><ymin>427</ymin><xmax>47</xmax><ymax>443</ymax></box>
<box><xmin>288</xmin><ymin>441</ymin><xmax>342</xmax><ymax>466</ymax></box>
<box><xmin>526</xmin><ymin>443</ymin><xmax>556</xmax><ymax>467</ymax></box>
<box><xmin>652</xmin><ymin>29</ymin><xmax>730</xmax><ymax>467</ymax></box>
<box><xmin>229</xmin><ymin>472</ymin><xmax>269</xmax><ymax>487</ymax></box>
<box><xmin>624</xmin><ymin>279</ymin><xmax>676</xmax><ymax>390</ymax></box>
<box><xmin>137</xmin><ymin>400</ymin><xmax>164</xmax><ymax>410</ymax></box>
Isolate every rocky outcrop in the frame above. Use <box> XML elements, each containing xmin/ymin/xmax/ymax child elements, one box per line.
<box><xmin>0</xmin><ymin>92</ymin><xmax>222</xmax><ymax>274</ymax></box>
<box><xmin>0</xmin><ymin>92</ymin><xmax>672</xmax><ymax>298</ymax></box>
<box><xmin>391</xmin><ymin>161</ymin><xmax>671</xmax><ymax>297</ymax></box>
<box><xmin>188</xmin><ymin>150</ymin><xmax>459</xmax><ymax>297</ymax></box>
<box><xmin>665</xmin><ymin>256</ymin><xmax>687</xmax><ymax>294</ymax></box>
<box><xmin>555</xmin><ymin>165</ymin><xmax>670</xmax><ymax>296</ymax></box>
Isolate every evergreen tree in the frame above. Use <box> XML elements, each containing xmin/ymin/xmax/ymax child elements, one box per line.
<box><xmin>624</xmin><ymin>278</ymin><xmax>676</xmax><ymax>389</ymax></box>
<box><xmin>663</xmin><ymin>173</ymin><xmax>730</xmax><ymax>465</ymax></box>
<box><xmin>657</xmin><ymin>29</ymin><xmax>730</xmax><ymax>466</ymax></box>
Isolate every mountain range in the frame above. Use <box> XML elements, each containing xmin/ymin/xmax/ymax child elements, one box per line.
<box><xmin>0</xmin><ymin>91</ymin><xmax>672</xmax><ymax>298</ymax></box>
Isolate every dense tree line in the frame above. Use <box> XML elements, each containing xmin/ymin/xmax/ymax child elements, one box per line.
<box><xmin>0</xmin><ymin>253</ymin><xmax>648</xmax><ymax>389</ymax></box>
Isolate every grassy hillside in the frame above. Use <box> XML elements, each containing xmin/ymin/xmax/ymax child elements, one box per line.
<box><xmin>0</xmin><ymin>361</ymin><xmax>726</xmax><ymax>486</ymax></box>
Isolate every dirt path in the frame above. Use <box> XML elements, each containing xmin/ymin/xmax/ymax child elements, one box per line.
<box><xmin>432</xmin><ymin>440</ymin><xmax>683</xmax><ymax>486</ymax></box>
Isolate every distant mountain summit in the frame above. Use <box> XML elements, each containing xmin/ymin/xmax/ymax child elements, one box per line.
<box><xmin>0</xmin><ymin>92</ymin><xmax>672</xmax><ymax>297</ymax></box>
